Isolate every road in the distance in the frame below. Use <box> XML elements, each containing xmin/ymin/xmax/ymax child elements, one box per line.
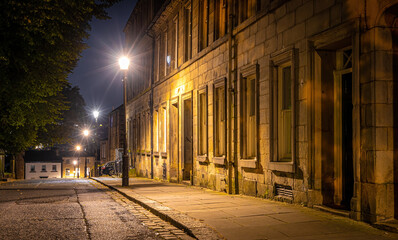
<box><xmin>0</xmin><ymin>179</ymin><xmax>161</xmax><ymax>240</ymax></box>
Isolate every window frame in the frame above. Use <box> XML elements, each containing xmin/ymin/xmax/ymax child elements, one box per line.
<box><xmin>197</xmin><ymin>86</ymin><xmax>208</xmax><ymax>162</ymax></box>
<box><xmin>239</xmin><ymin>64</ymin><xmax>259</xmax><ymax>168</ymax></box>
<box><xmin>153</xmin><ymin>107</ymin><xmax>159</xmax><ymax>155</ymax></box>
<box><xmin>214</xmin><ymin>0</ymin><xmax>227</xmax><ymax>40</ymax></box>
<box><xmin>183</xmin><ymin>1</ymin><xmax>192</xmax><ymax>62</ymax></box>
<box><xmin>198</xmin><ymin>0</ymin><xmax>209</xmax><ymax>51</ymax></box>
<box><xmin>213</xmin><ymin>78</ymin><xmax>227</xmax><ymax>165</ymax></box>
<box><xmin>269</xmin><ymin>48</ymin><xmax>296</xmax><ymax>173</ymax></box>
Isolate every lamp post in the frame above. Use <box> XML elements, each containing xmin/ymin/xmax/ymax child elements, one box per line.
<box><xmin>76</xmin><ymin>145</ymin><xmax>81</xmax><ymax>178</ymax></box>
<box><xmin>73</xmin><ymin>160</ymin><xmax>77</xmax><ymax>178</ymax></box>
<box><xmin>83</xmin><ymin>129</ymin><xmax>89</xmax><ymax>178</ymax></box>
<box><xmin>119</xmin><ymin>56</ymin><xmax>130</xmax><ymax>187</ymax></box>
<box><xmin>93</xmin><ymin>110</ymin><xmax>99</xmax><ymax>123</ymax></box>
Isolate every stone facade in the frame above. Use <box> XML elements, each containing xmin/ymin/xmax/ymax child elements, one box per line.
<box><xmin>107</xmin><ymin>105</ymin><xmax>125</xmax><ymax>164</ymax></box>
<box><xmin>123</xmin><ymin>0</ymin><xmax>398</xmax><ymax>223</ymax></box>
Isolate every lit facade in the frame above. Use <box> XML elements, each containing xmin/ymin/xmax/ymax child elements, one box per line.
<box><xmin>123</xmin><ymin>0</ymin><xmax>398</xmax><ymax>223</ymax></box>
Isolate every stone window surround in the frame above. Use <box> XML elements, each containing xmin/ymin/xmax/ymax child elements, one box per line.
<box><xmin>269</xmin><ymin>47</ymin><xmax>296</xmax><ymax>173</ymax></box>
<box><xmin>213</xmin><ymin>77</ymin><xmax>227</xmax><ymax>166</ymax></box>
<box><xmin>238</xmin><ymin>63</ymin><xmax>259</xmax><ymax>169</ymax></box>
<box><xmin>197</xmin><ymin>85</ymin><xmax>209</xmax><ymax>163</ymax></box>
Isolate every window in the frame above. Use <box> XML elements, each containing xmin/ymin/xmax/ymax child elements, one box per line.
<box><xmin>146</xmin><ymin>112</ymin><xmax>150</xmax><ymax>151</ymax></box>
<box><xmin>214</xmin><ymin>80</ymin><xmax>226</xmax><ymax>157</ymax></box>
<box><xmin>270</xmin><ymin>48</ymin><xmax>296</xmax><ymax>170</ymax></box>
<box><xmin>198</xmin><ymin>88</ymin><xmax>208</xmax><ymax>156</ymax></box>
<box><xmin>238</xmin><ymin>0</ymin><xmax>256</xmax><ymax>24</ymax></box>
<box><xmin>241</xmin><ymin>71</ymin><xmax>257</xmax><ymax>159</ymax></box>
<box><xmin>164</xmin><ymin>29</ymin><xmax>168</xmax><ymax>76</ymax></box>
<box><xmin>184</xmin><ymin>2</ymin><xmax>192</xmax><ymax>62</ymax></box>
<box><xmin>214</xmin><ymin>0</ymin><xmax>227</xmax><ymax>40</ymax></box>
<box><xmin>199</xmin><ymin>0</ymin><xmax>209</xmax><ymax>51</ymax></box>
<box><xmin>156</xmin><ymin>37</ymin><xmax>161</xmax><ymax>81</ymax></box>
<box><xmin>52</xmin><ymin>165</ymin><xmax>57</xmax><ymax>172</ymax></box>
<box><xmin>141</xmin><ymin>114</ymin><xmax>145</xmax><ymax>152</ymax></box>
<box><xmin>66</xmin><ymin>168</ymin><xmax>70</xmax><ymax>176</ymax></box>
<box><xmin>173</xmin><ymin>15</ymin><xmax>178</xmax><ymax>69</ymax></box>
<box><xmin>159</xmin><ymin>105</ymin><xmax>167</xmax><ymax>153</ymax></box>
<box><xmin>278</xmin><ymin>65</ymin><xmax>292</xmax><ymax>161</ymax></box>
<box><xmin>65</xmin><ymin>159</ymin><xmax>70</xmax><ymax>164</ymax></box>
<box><xmin>154</xmin><ymin>109</ymin><xmax>159</xmax><ymax>152</ymax></box>
<box><xmin>30</xmin><ymin>165</ymin><xmax>35</xmax><ymax>172</ymax></box>
<box><xmin>41</xmin><ymin>165</ymin><xmax>47</xmax><ymax>172</ymax></box>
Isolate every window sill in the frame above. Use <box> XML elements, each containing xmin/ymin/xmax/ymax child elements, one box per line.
<box><xmin>161</xmin><ymin>152</ymin><xmax>167</xmax><ymax>158</ymax></box>
<box><xmin>212</xmin><ymin>156</ymin><xmax>225</xmax><ymax>166</ymax></box>
<box><xmin>240</xmin><ymin>159</ymin><xmax>257</xmax><ymax>169</ymax></box>
<box><xmin>51</xmin><ymin>171</ymin><xmax>57</xmax><ymax>172</ymax></box>
<box><xmin>269</xmin><ymin>162</ymin><xmax>295</xmax><ymax>173</ymax></box>
<box><xmin>197</xmin><ymin>155</ymin><xmax>209</xmax><ymax>163</ymax></box>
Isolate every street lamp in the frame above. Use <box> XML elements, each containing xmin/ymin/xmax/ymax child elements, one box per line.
<box><xmin>119</xmin><ymin>56</ymin><xmax>130</xmax><ymax>187</ymax></box>
<box><xmin>82</xmin><ymin>129</ymin><xmax>89</xmax><ymax>178</ymax></box>
<box><xmin>73</xmin><ymin>160</ymin><xmax>77</xmax><ymax>178</ymax></box>
<box><xmin>76</xmin><ymin>145</ymin><xmax>81</xmax><ymax>178</ymax></box>
<box><xmin>93</xmin><ymin>110</ymin><xmax>99</xmax><ymax>122</ymax></box>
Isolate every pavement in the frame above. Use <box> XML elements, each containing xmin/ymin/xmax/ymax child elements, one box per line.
<box><xmin>91</xmin><ymin>177</ymin><xmax>398</xmax><ymax>240</ymax></box>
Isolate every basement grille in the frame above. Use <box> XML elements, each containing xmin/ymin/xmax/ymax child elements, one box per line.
<box><xmin>275</xmin><ymin>184</ymin><xmax>293</xmax><ymax>199</ymax></box>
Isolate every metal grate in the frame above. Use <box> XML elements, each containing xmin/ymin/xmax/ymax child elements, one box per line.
<box><xmin>275</xmin><ymin>184</ymin><xmax>293</xmax><ymax>199</ymax></box>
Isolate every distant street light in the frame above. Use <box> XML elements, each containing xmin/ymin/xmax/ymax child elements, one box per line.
<box><xmin>76</xmin><ymin>145</ymin><xmax>81</xmax><ymax>178</ymax></box>
<box><xmin>119</xmin><ymin>56</ymin><xmax>130</xmax><ymax>187</ymax></box>
<box><xmin>93</xmin><ymin>110</ymin><xmax>99</xmax><ymax>122</ymax></box>
<box><xmin>83</xmin><ymin>129</ymin><xmax>89</xmax><ymax>137</ymax></box>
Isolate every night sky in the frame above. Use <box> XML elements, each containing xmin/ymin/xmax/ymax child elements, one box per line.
<box><xmin>68</xmin><ymin>0</ymin><xmax>137</xmax><ymax>121</ymax></box>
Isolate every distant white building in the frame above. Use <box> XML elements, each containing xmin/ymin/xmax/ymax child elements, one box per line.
<box><xmin>25</xmin><ymin>162</ymin><xmax>62</xmax><ymax>179</ymax></box>
<box><xmin>24</xmin><ymin>150</ymin><xmax>62</xmax><ymax>179</ymax></box>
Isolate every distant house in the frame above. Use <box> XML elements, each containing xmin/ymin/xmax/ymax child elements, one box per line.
<box><xmin>24</xmin><ymin>150</ymin><xmax>62</xmax><ymax>179</ymax></box>
<box><xmin>60</xmin><ymin>151</ymin><xmax>95</xmax><ymax>178</ymax></box>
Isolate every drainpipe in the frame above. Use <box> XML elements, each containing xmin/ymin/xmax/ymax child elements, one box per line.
<box><xmin>227</xmin><ymin>0</ymin><xmax>237</xmax><ymax>194</ymax></box>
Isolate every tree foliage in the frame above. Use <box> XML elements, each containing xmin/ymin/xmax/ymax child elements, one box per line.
<box><xmin>0</xmin><ymin>0</ymin><xmax>119</xmax><ymax>154</ymax></box>
<box><xmin>37</xmin><ymin>85</ymin><xmax>87</xmax><ymax>146</ymax></box>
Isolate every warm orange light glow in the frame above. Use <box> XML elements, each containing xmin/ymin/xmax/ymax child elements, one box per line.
<box><xmin>76</xmin><ymin>145</ymin><xmax>81</xmax><ymax>151</ymax></box>
<box><xmin>83</xmin><ymin>129</ymin><xmax>89</xmax><ymax>137</ymax></box>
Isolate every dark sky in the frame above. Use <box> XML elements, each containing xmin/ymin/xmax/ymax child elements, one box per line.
<box><xmin>68</xmin><ymin>0</ymin><xmax>137</xmax><ymax>120</ymax></box>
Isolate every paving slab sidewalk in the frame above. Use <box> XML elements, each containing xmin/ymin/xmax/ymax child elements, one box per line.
<box><xmin>92</xmin><ymin>177</ymin><xmax>398</xmax><ymax>240</ymax></box>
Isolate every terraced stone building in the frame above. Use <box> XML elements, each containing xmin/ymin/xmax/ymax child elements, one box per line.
<box><xmin>122</xmin><ymin>0</ymin><xmax>398</xmax><ymax>223</ymax></box>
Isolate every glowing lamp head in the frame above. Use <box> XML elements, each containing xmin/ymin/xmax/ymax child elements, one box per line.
<box><xmin>76</xmin><ymin>145</ymin><xmax>81</xmax><ymax>151</ymax></box>
<box><xmin>119</xmin><ymin>57</ymin><xmax>130</xmax><ymax>70</ymax></box>
<box><xmin>93</xmin><ymin>110</ymin><xmax>99</xmax><ymax>119</ymax></box>
<box><xmin>73</xmin><ymin>160</ymin><xmax>77</xmax><ymax>165</ymax></box>
<box><xmin>83</xmin><ymin>129</ymin><xmax>89</xmax><ymax>137</ymax></box>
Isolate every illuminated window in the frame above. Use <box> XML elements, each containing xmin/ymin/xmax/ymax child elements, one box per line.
<box><xmin>199</xmin><ymin>0</ymin><xmax>208</xmax><ymax>51</ymax></box>
<box><xmin>66</xmin><ymin>168</ymin><xmax>70</xmax><ymax>176</ymax></box>
<box><xmin>184</xmin><ymin>2</ymin><xmax>192</xmax><ymax>62</ymax></box>
<box><xmin>198</xmin><ymin>88</ymin><xmax>208</xmax><ymax>156</ymax></box>
<box><xmin>214</xmin><ymin>81</ymin><xmax>226</xmax><ymax>157</ymax></box>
